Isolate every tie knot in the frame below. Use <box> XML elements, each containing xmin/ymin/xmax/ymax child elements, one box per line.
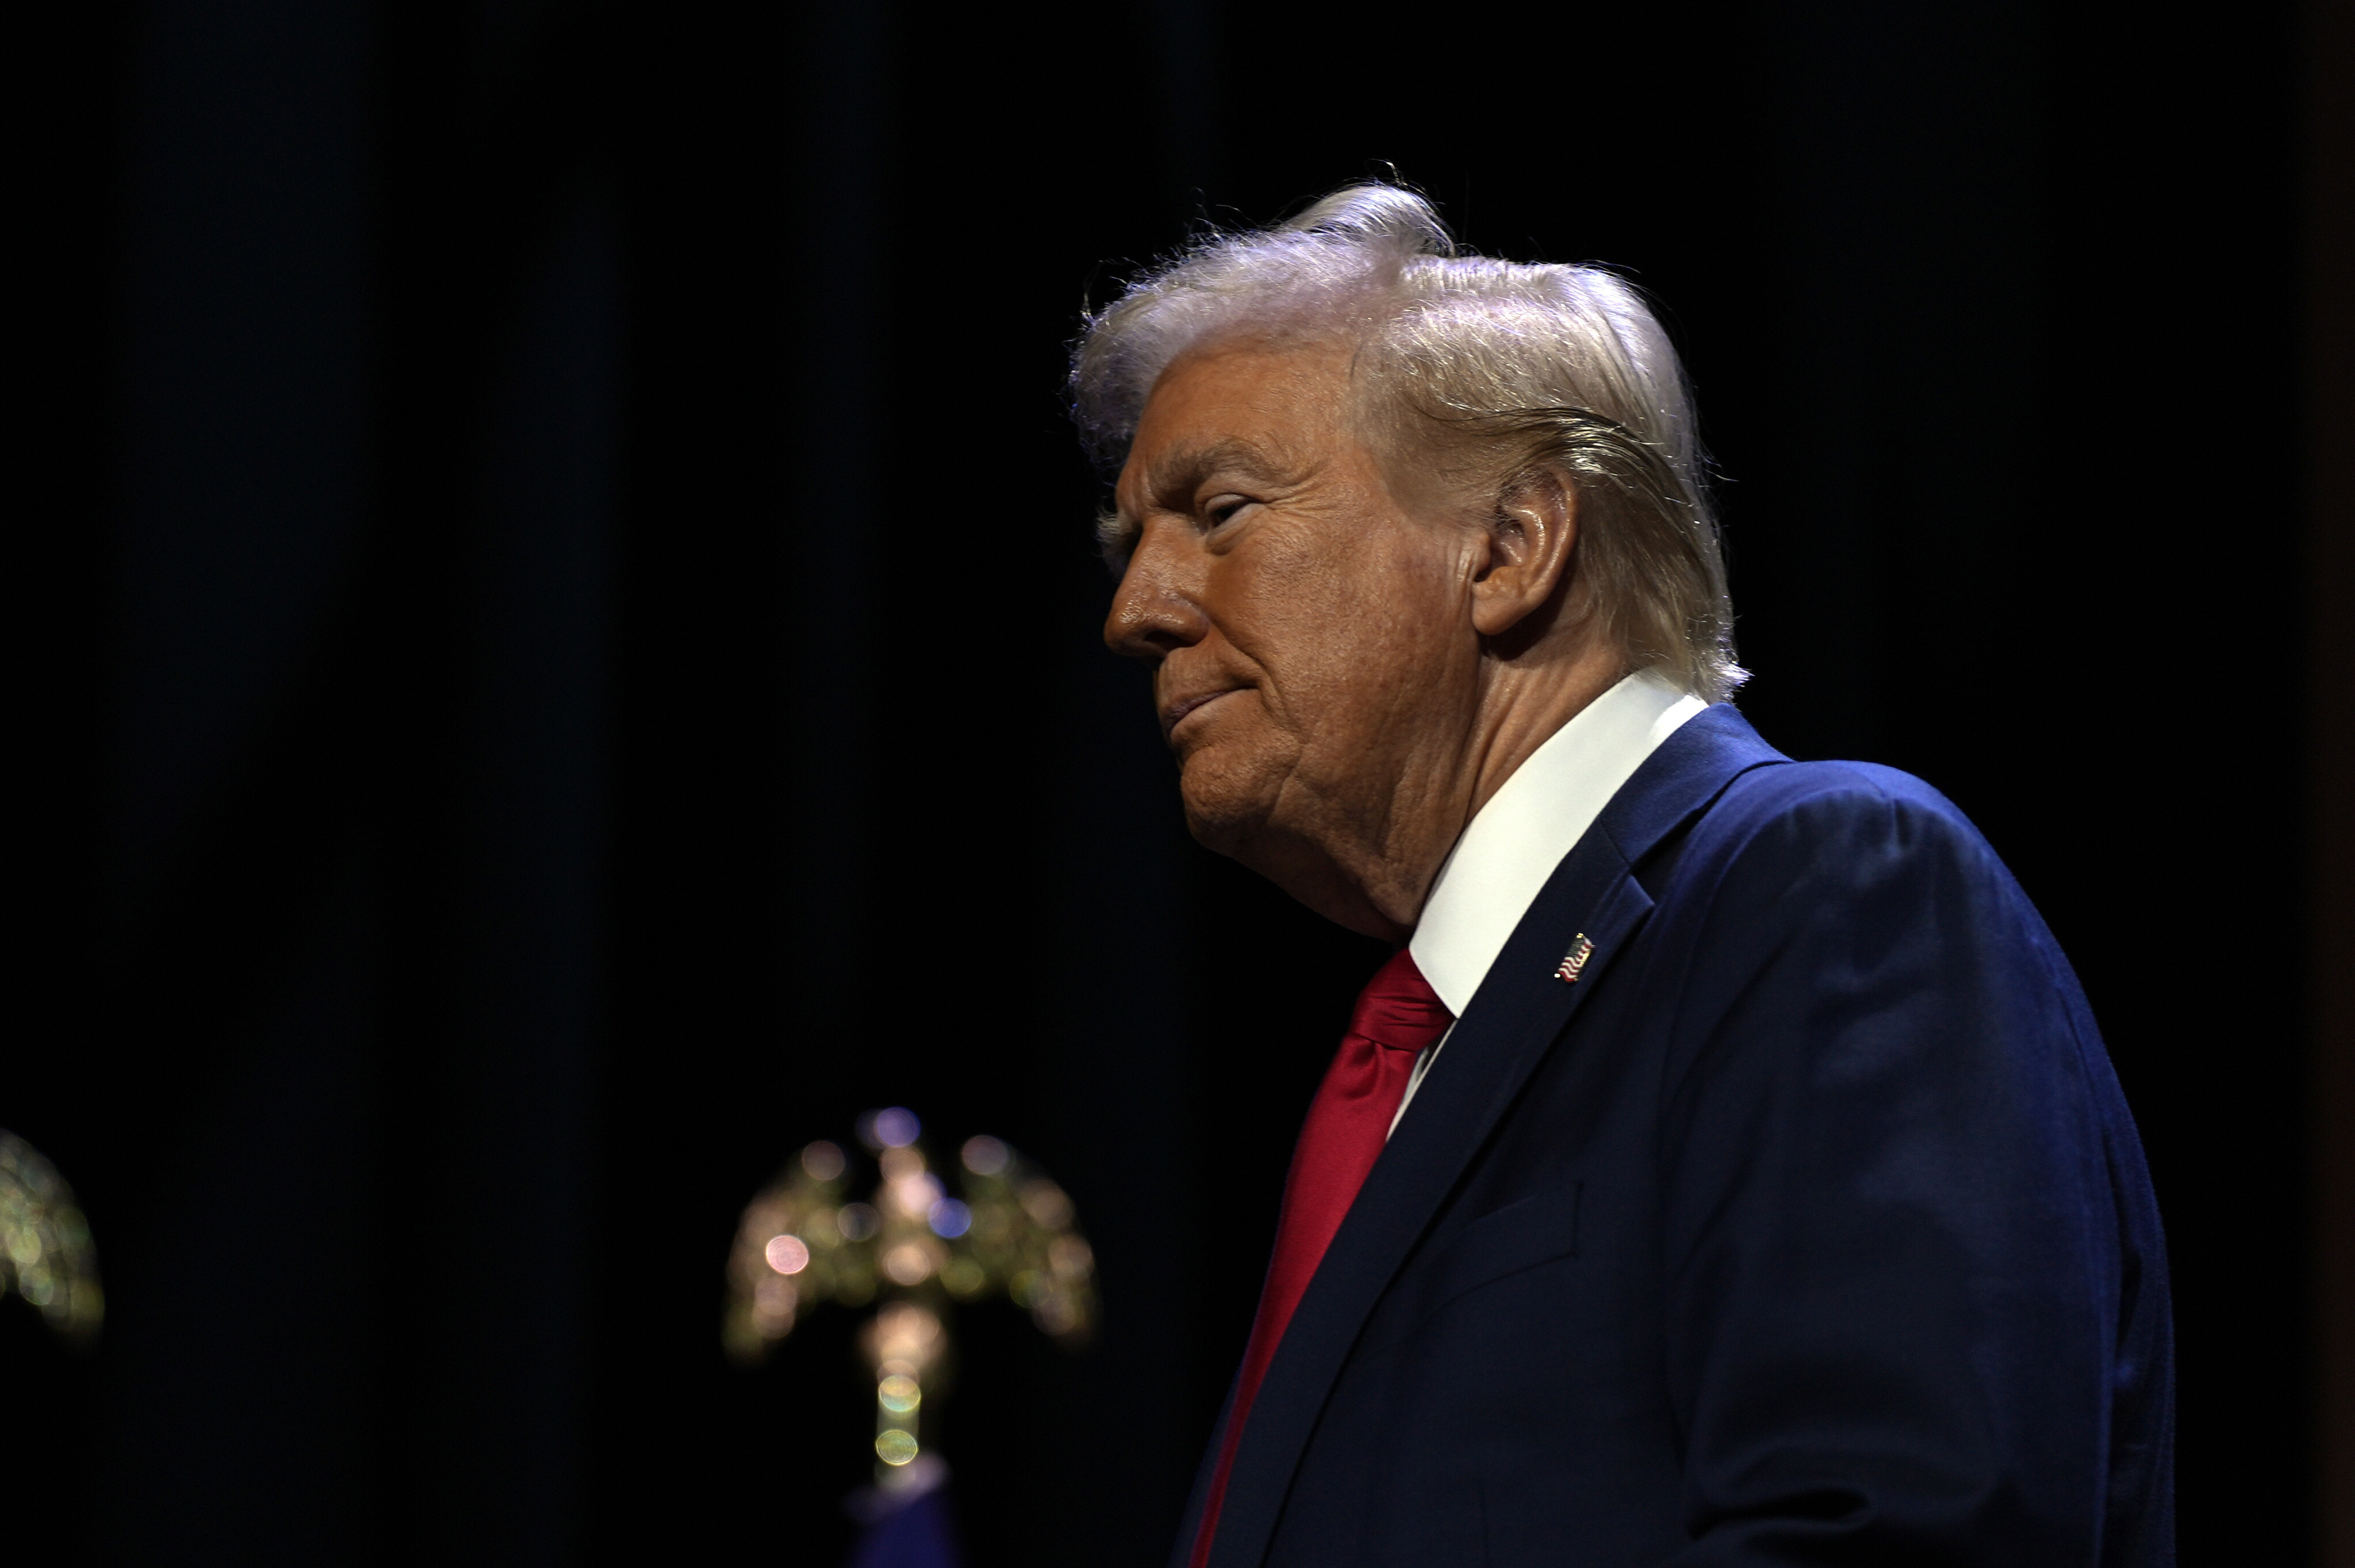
<box><xmin>1348</xmin><ymin>947</ymin><xmax>1454</xmax><ymax>1056</ymax></box>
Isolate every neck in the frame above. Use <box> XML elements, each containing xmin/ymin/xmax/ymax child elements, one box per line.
<box><xmin>1459</xmin><ymin>638</ymin><xmax>1630</xmax><ymax>827</ymax></box>
<box><xmin>1252</xmin><ymin>639</ymin><xmax>1630</xmax><ymax>943</ymax></box>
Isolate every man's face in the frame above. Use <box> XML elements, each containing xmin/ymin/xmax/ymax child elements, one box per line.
<box><xmin>1103</xmin><ymin>340</ymin><xmax>1483</xmax><ymax>920</ymax></box>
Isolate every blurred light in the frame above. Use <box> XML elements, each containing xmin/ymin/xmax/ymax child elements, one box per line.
<box><xmin>1019</xmin><ymin>1181</ymin><xmax>1074</xmax><ymax>1229</ymax></box>
<box><xmin>727</xmin><ymin>1119</ymin><xmax>1103</xmax><ymax>1455</ymax></box>
<box><xmin>866</xmin><ymin>1301</ymin><xmax>943</xmax><ymax>1371</ymax></box>
<box><xmin>0</xmin><ymin>1129</ymin><xmax>103</xmax><ymax>1345</ymax></box>
<box><xmin>879</xmin><ymin>1452</ymin><xmax>948</xmax><ymax>1498</ymax></box>
<box><xmin>741</xmin><ymin>1197</ymin><xmax>786</xmax><ymax>1242</ymax></box>
<box><xmin>752</xmin><ymin>1274</ymin><xmax>798</xmax><ymax>1338</ymax></box>
<box><xmin>890</xmin><ymin>1173</ymin><xmax>943</xmax><ymax>1217</ymax></box>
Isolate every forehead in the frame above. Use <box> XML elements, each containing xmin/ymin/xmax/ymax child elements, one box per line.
<box><xmin>1116</xmin><ymin>341</ymin><xmax>1357</xmax><ymax>506</ymax></box>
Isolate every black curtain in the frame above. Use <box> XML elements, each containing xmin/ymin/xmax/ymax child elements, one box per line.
<box><xmin>10</xmin><ymin>1</ymin><xmax>2328</xmax><ymax>1563</ymax></box>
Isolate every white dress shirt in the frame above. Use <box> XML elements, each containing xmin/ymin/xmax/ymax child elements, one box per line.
<box><xmin>1389</xmin><ymin>669</ymin><xmax>1708</xmax><ymax>1133</ymax></box>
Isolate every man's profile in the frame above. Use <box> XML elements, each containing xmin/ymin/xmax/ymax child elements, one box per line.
<box><xmin>1071</xmin><ymin>185</ymin><xmax>2172</xmax><ymax>1567</ymax></box>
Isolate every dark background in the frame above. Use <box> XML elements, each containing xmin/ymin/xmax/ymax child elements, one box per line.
<box><xmin>10</xmin><ymin>0</ymin><xmax>2349</xmax><ymax>1563</ymax></box>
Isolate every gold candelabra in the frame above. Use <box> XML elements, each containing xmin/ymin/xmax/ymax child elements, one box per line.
<box><xmin>0</xmin><ymin>1131</ymin><xmax>103</xmax><ymax>1345</ymax></box>
<box><xmin>725</xmin><ymin>1109</ymin><xmax>1095</xmax><ymax>1486</ymax></box>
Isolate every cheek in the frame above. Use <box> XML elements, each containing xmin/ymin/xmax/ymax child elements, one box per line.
<box><xmin>1247</xmin><ymin>539</ymin><xmax>1465</xmax><ymax>715</ymax></box>
<box><xmin>1179</xmin><ymin>688</ymin><xmax>1293</xmax><ymax>781</ymax></box>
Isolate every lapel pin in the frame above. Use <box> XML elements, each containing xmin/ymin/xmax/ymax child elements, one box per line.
<box><xmin>1554</xmin><ymin>933</ymin><xmax>1594</xmax><ymax>985</ymax></box>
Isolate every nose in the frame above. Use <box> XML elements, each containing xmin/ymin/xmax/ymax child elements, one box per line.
<box><xmin>1103</xmin><ymin>521</ymin><xmax>1208</xmax><ymax>663</ymax></box>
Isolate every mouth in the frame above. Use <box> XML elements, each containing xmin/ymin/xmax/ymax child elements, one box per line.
<box><xmin>1162</xmin><ymin>686</ymin><xmax>1241</xmax><ymax>739</ymax></box>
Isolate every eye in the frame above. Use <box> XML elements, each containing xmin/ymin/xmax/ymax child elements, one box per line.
<box><xmin>1203</xmin><ymin>494</ymin><xmax>1259</xmax><ymax>529</ymax></box>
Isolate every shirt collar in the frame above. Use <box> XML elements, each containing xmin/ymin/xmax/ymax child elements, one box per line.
<box><xmin>1407</xmin><ymin>669</ymin><xmax>1706</xmax><ymax>1016</ymax></box>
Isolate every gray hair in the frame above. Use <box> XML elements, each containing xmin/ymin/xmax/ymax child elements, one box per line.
<box><xmin>1069</xmin><ymin>184</ymin><xmax>1746</xmax><ymax>702</ymax></box>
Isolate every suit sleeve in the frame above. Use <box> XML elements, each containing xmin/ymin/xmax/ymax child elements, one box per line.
<box><xmin>1650</xmin><ymin>772</ymin><xmax>2168</xmax><ymax>1566</ymax></box>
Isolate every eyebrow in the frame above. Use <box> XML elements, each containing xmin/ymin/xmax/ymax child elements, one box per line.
<box><xmin>1101</xmin><ymin>436</ymin><xmax>1315</xmax><ymax>563</ymax></box>
<box><xmin>1141</xmin><ymin>436</ymin><xmax>1298</xmax><ymax>509</ymax></box>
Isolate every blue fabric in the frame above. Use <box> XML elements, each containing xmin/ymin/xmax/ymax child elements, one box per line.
<box><xmin>846</xmin><ymin>1489</ymin><xmax>964</xmax><ymax>1568</ymax></box>
<box><xmin>1179</xmin><ymin>706</ymin><xmax>2173</xmax><ymax>1567</ymax></box>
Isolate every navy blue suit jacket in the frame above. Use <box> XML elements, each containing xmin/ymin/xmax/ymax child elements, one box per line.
<box><xmin>1178</xmin><ymin>705</ymin><xmax>2173</xmax><ymax>1567</ymax></box>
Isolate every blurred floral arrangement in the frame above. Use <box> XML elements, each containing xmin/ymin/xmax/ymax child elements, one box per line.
<box><xmin>725</xmin><ymin>1109</ymin><xmax>1095</xmax><ymax>1487</ymax></box>
<box><xmin>0</xmin><ymin>1130</ymin><xmax>103</xmax><ymax>1345</ymax></box>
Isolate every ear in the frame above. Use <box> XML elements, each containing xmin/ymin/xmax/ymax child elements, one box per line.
<box><xmin>1469</xmin><ymin>467</ymin><xmax>1579</xmax><ymax>639</ymax></box>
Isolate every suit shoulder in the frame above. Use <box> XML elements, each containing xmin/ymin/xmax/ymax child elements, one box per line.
<box><xmin>1691</xmin><ymin>755</ymin><xmax>1998</xmax><ymax>873</ymax></box>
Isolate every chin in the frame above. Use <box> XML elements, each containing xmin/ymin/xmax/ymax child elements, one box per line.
<box><xmin>1179</xmin><ymin>790</ymin><xmax>1265</xmax><ymax>860</ymax></box>
<box><xmin>1176</xmin><ymin>750</ymin><xmax>1278</xmax><ymax>860</ymax></box>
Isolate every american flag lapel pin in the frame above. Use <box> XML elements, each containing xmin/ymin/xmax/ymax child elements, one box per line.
<box><xmin>1554</xmin><ymin>933</ymin><xmax>1595</xmax><ymax>985</ymax></box>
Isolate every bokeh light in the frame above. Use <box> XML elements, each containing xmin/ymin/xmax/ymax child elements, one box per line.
<box><xmin>837</xmin><ymin>1203</ymin><xmax>879</xmax><ymax>1242</ymax></box>
<box><xmin>0</xmin><ymin>1130</ymin><xmax>103</xmax><ymax>1345</ymax></box>
<box><xmin>723</xmin><ymin>1117</ymin><xmax>1099</xmax><ymax>1483</ymax></box>
<box><xmin>865</xmin><ymin>1301</ymin><xmax>945</xmax><ymax>1378</ymax></box>
<box><xmin>1019</xmin><ymin>1181</ymin><xmax>1074</xmax><ymax>1229</ymax></box>
<box><xmin>881</xmin><ymin>1242</ymin><xmax>934</xmax><ymax>1286</ymax></box>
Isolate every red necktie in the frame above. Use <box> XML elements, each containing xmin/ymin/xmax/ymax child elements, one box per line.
<box><xmin>1189</xmin><ymin>947</ymin><xmax>1455</xmax><ymax>1567</ymax></box>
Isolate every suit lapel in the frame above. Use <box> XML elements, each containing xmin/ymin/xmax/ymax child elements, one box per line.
<box><xmin>1203</xmin><ymin>705</ymin><xmax>1786</xmax><ymax>1568</ymax></box>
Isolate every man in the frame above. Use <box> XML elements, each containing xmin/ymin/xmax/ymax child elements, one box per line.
<box><xmin>1072</xmin><ymin>185</ymin><xmax>2173</xmax><ymax>1567</ymax></box>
